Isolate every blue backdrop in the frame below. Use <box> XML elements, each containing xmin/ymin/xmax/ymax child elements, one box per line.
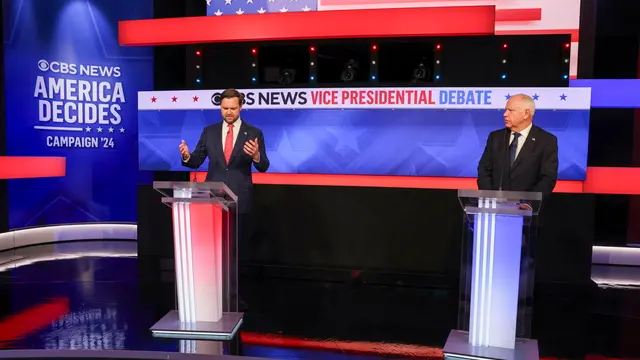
<box><xmin>3</xmin><ymin>0</ymin><xmax>153</xmax><ymax>228</ymax></box>
<box><xmin>139</xmin><ymin>108</ymin><xmax>590</xmax><ymax>180</ymax></box>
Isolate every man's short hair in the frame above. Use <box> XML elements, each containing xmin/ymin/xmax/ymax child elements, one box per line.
<box><xmin>513</xmin><ymin>93</ymin><xmax>535</xmax><ymax>117</ymax></box>
<box><xmin>220</xmin><ymin>88</ymin><xmax>245</xmax><ymax>105</ymax></box>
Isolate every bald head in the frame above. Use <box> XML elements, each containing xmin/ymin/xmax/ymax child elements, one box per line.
<box><xmin>503</xmin><ymin>94</ymin><xmax>535</xmax><ymax>132</ymax></box>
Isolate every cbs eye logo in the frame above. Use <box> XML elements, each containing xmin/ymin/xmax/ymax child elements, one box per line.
<box><xmin>210</xmin><ymin>92</ymin><xmax>247</xmax><ymax>106</ymax></box>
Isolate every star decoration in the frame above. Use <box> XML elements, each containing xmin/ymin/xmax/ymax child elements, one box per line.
<box><xmin>97</xmin><ymin>127</ymin><xmax>103</xmax><ymax>133</ymax></box>
<box><xmin>85</xmin><ymin>127</ymin><xmax>91</xmax><ymax>132</ymax></box>
<box><xmin>214</xmin><ymin>9</ymin><xmax>223</xmax><ymax>15</ymax></box>
<box><xmin>151</xmin><ymin>96</ymin><xmax>157</xmax><ymax>102</ymax></box>
<box><xmin>120</xmin><ymin>127</ymin><xmax>126</xmax><ymax>133</ymax></box>
<box><xmin>560</xmin><ymin>93</ymin><xmax>567</xmax><ymax>101</ymax></box>
<box><xmin>532</xmin><ymin>94</ymin><xmax>539</xmax><ymax>100</ymax></box>
<box><xmin>236</xmin><ymin>8</ymin><xmax>244</xmax><ymax>14</ymax></box>
<box><xmin>257</xmin><ymin>7</ymin><xmax>266</xmax><ymax>13</ymax></box>
<box><xmin>206</xmin><ymin>0</ymin><xmax>211</xmax><ymax>5</ymax></box>
<box><xmin>172</xmin><ymin>96</ymin><xmax>178</xmax><ymax>102</ymax></box>
<box><xmin>302</xmin><ymin>5</ymin><xmax>311</xmax><ymax>11</ymax></box>
<box><xmin>268</xmin><ymin>0</ymin><xmax>274</xmax><ymax>2</ymax></box>
<box><xmin>193</xmin><ymin>96</ymin><xmax>199</xmax><ymax>102</ymax></box>
<box><xmin>225</xmin><ymin>0</ymin><xmax>231</xmax><ymax>4</ymax></box>
<box><xmin>246</xmin><ymin>0</ymin><xmax>253</xmax><ymax>3</ymax></box>
<box><xmin>505</xmin><ymin>94</ymin><xmax>511</xmax><ymax>100</ymax></box>
<box><xmin>279</xmin><ymin>6</ymin><xmax>288</xmax><ymax>12</ymax></box>
<box><xmin>108</xmin><ymin>127</ymin><xmax>115</xmax><ymax>133</ymax></box>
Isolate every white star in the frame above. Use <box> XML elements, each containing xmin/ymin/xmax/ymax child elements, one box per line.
<box><xmin>279</xmin><ymin>6</ymin><xmax>288</xmax><ymax>12</ymax></box>
<box><xmin>257</xmin><ymin>7</ymin><xmax>266</xmax><ymax>13</ymax></box>
<box><xmin>225</xmin><ymin>0</ymin><xmax>231</xmax><ymax>4</ymax></box>
<box><xmin>246</xmin><ymin>0</ymin><xmax>253</xmax><ymax>3</ymax></box>
<box><xmin>206</xmin><ymin>0</ymin><xmax>211</xmax><ymax>5</ymax></box>
<box><xmin>85</xmin><ymin>127</ymin><xmax>91</xmax><ymax>132</ymax></box>
<box><xmin>236</xmin><ymin>8</ymin><xmax>244</xmax><ymax>14</ymax></box>
<box><xmin>268</xmin><ymin>0</ymin><xmax>274</xmax><ymax>2</ymax></box>
<box><xmin>302</xmin><ymin>5</ymin><xmax>311</xmax><ymax>11</ymax></box>
<box><xmin>108</xmin><ymin>127</ymin><xmax>114</xmax><ymax>133</ymax></box>
<box><xmin>97</xmin><ymin>127</ymin><xmax>103</xmax><ymax>133</ymax></box>
<box><xmin>119</xmin><ymin>127</ymin><xmax>126</xmax><ymax>133</ymax></box>
<box><xmin>214</xmin><ymin>9</ymin><xmax>223</xmax><ymax>15</ymax></box>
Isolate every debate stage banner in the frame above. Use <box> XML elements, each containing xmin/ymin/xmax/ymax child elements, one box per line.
<box><xmin>3</xmin><ymin>0</ymin><xmax>153</xmax><ymax>228</ymax></box>
<box><xmin>138</xmin><ymin>87</ymin><xmax>591</xmax><ymax>181</ymax></box>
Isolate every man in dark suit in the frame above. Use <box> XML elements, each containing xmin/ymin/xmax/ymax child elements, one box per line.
<box><xmin>477</xmin><ymin>93</ymin><xmax>558</xmax><ymax>199</ymax></box>
<box><xmin>178</xmin><ymin>88</ymin><xmax>269</xmax><ymax>268</ymax></box>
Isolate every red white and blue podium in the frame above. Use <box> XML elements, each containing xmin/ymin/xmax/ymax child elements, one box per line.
<box><xmin>443</xmin><ymin>190</ymin><xmax>542</xmax><ymax>360</ymax></box>
<box><xmin>149</xmin><ymin>181</ymin><xmax>242</xmax><ymax>340</ymax></box>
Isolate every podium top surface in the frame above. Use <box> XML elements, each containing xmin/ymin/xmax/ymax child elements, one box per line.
<box><xmin>458</xmin><ymin>190</ymin><xmax>542</xmax><ymax>215</ymax></box>
<box><xmin>153</xmin><ymin>181</ymin><xmax>238</xmax><ymax>203</ymax></box>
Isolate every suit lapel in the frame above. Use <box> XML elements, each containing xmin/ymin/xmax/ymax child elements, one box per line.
<box><xmin>228</xmin><ymin>121</ymin><xmax>248</xmax><ymax>165</ymax></box>
<box><xmin>214</xmin><ymin>122</ymin><xmax>226</xmax><ymax>165</ymax></box>
<box><xmin>511</xmin><ymin>126</ymin><xmax>538</xmax><ymax>173</ymax></box>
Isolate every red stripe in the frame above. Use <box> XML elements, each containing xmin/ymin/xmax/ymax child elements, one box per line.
<box><xmin>118</xmin><ymin>7</ymin><xmax>495</xmax><ymax>46</ymax></box>
<box><xmin>0</xmin><ymin>157</ymin><xmax>66</xmax><ymax>179</ymax></box>
<box><xmin>495</xmin><ymin>29</ymin><xmax>579</xmax><ymax>42</ymax></box>
<box><xmin>0</xmin><ymin>297</ymin><xmax>69</xmax><ymax>343</ymax></box>
<box><xmin>191</xmin><ymin>167</ymin><xmax>640</xmax><ymax>195</ymax></box>
<box><xmin>495</xmin><ymin>8</ymin><xmax>542</xmax><ymax>22</ymax></box>
<box><xmin>320</xmin><ymin>0</ymin><xmax>480</xmax><ymax>5</ymax></box>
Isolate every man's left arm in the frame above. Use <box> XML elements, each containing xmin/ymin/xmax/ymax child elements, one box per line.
<box><xmin>252</xmin><ymin>130</ymin><xmax>270</xmax><ymax>172</ymax></box>
<box><xmin>532</xmin><ymin>135</ymin><xmax>558</xmax><ymax>198</ymax></box>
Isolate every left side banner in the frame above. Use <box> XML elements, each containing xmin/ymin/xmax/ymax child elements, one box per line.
<box><xmin>3</xmin><ymin>0</ymin><xmax>153</xmax><ymax>227</ymax></box>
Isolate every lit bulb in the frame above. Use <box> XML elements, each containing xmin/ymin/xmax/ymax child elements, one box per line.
<box><xmin>502</xmin><ymin>59</ymin><xmax>507</xmax><ymax>64</ymax></box>
<box><xmin>310</xmin><ymin>62</ymin><xmax>315</xmax><ymax>66</ymax></box>
<box><xmin>372</xmin><ymin>60</ymin><xmax>376</xmax><ymax>65</ymax></box>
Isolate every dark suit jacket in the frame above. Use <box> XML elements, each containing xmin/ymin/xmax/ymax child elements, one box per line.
<box><xmin>181</xmin><ymin>120</ymin><xmax>269</xmax><ymax>214</ymax></box>
<box><xmin>477</xmin><ymin>125</ymin><xmax>558</xmax><ymax>198</ymax></box>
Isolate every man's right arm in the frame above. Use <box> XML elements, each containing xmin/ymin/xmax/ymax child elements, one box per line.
<box><xmin>477</xmin><ymin>133</ymin><xmax>494</xmax><ymax>190</ymax></box>
<box><xmin>182</xmin><ymin>128</ymin><xmax>208</xmax><ymax>169</ymax></box>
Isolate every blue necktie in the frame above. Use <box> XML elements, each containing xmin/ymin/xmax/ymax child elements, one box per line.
<box><xmin>509</xmin><ymin>132</ymin><xmax>521</xmax><ymax>167</ymax></box>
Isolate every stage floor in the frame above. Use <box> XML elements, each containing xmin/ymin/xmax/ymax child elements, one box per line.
<box><xmin>0</xmin><ymin>240</ymin><xmax>638</xmax><ymax>360</ymax></box>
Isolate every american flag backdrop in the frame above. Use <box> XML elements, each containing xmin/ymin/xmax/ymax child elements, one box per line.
<box><xmin>206</xmin><ymin>0</ymin><xmax>581</xmax><ymax>78</ymax></box>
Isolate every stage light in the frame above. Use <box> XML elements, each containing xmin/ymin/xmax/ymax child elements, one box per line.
<box><xmin>196</xmin><ymin>78</ymin><xmax>201</xmax><ymax>83</ymax></box>
<box><xmin>371</xmin><ymin>75</ymin><xmax>376</xmax><ymax>80</ymax></box>
<box><xmin>563</xmin><ymin>74</ymin><xmax>568</xmax><ymax>79</ymax></box>
<box><xmin>502</xmin><ymin>59</ymin><xmax>507</xmax><ymax>64</ymax></box>
<box><xmin>252</xmin><ymin>63</ymin><xmax>256</xmax><ymax>67</ymax></box>
<box><xmin>251</xmin><ymin>48</ymin><xmax>257</xmax><ymax>55</ymax></box>
<box><xmin>310</xmin><ymin>76</ymin><xmax>315</xmax><ymax>80</ymax></box>
<box><xmin>251</xmin><ymin>77</ymin><xmax>256</xmax><ymax>82</ymax></box>
<box><xmin>372</xmin><ymin>60</ymin><xmax>376</xmax><ymax>65</ymax></box>
<box><xmin>565</xmin><ymin>43</ymin><xmax>570</xmax><ymax>48</ymax></box>
<box><xmin>501</xmin><ymin>74</ymin><xmax>507</xmax><ymax>79</ymax></box>
<box><xmin>310</xmin><ymin>62</ymin><xmax>315</xmax><ymax>66</ymax></box>
<box><xmin>435</xmin><ymin>75</ymin><xmax>440</xmax><ymax>80</ymax></box>
<box><xmin>564</xmin><ymin>59</ymin><xmax>569</xmax><ymax>63</ymax></box>
<box><xmin>310</xmin><ymin>46</ymin><xmax>316</xmax><ymax>52</ymax></box>
<box><xmin>196</xmin><ymin>65</ymin><xmax>200</xmax><ymax>69</ymax></box>
<box><xmin>372</xmin><ymin>45</ymin><xmax>377</xmax><ymax>50</ymax></box>
<box><xmin>436</xmin><ymin>60</ymin><xmax>440</xmax><ymax>65</ymax></box>
<box><xmin>502</xmin><ymin>44</ymin><xmax>508</xmax><ymax>49</ymax></box>
<box><xmin>435</xmin><ymin>44</ymin><xmax>441</xmax><ymax>50</ymax></box>
<box><xmin>196</xmin><ymin>50</ymin><xmax>201</xmax><ymax>56</ymax></box>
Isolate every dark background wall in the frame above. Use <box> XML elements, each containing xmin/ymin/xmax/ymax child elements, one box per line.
<box><xmin>138</xmin><ymin>0</ymin><xmax>596</xmax><ymax>289</ymax></box>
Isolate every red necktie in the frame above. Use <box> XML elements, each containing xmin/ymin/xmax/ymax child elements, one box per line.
<box><xmin>224</xmin><ymin>124</ymin><xmax>234</xmax><ymax>164</ymax></box>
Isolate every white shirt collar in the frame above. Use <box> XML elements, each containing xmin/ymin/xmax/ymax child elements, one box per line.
<box><xmin>225</xmin><ymin>118</ymin><xmax>242</xmax><ymax>128</ymax></box>
<box><xmin>512</xmin><ymin>122</ymin><xmax>532</xmax><ymax>139</ymax></box>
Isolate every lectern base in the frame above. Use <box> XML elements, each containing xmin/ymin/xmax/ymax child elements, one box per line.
<box><xmin>443</xmin><ymin>330</ymin><xmax>539</xmax><ymax>360</ymax></box>
<box><xmin>150</xmin><ymin>310</ymin><xmax>243</xmax><ymax>341</ymax></box>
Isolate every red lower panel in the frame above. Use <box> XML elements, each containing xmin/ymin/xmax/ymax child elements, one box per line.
<box><xmin>0</xmin><ymin>297</ymin><xmax>69</xmax><ymax>344</ymax></box>
<box><xmin>495</xmin><ymin>8</ymin><xmax>542</xmax><ymax>22</ymax></box>
<box><xmin>0</xmin><ymin>156</ymin><xmax>66</xmax><ymax>179</ymax></box>
<box><xmin>191</xmin><ymin>167</ymin><xmax>640</xmax><ymax>195</ymax></box>
<box><xmin>118</xmin><ymin>6</ymin><xmax>495</xmax><ymax>46</ymax></box>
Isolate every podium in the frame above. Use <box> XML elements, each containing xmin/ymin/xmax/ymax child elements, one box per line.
<box><xmin>149</xmin><ymin>181</ymin><xmax>242</xmax><ymax>341</ymax></box>
<box><xmin>443</xmin><ymin>190</ymin><xmax>542</xmax><ymax>360</ymax></box>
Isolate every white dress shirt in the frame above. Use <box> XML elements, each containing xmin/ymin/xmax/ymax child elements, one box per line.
<box><xmin>222</xmin><ymin>118</ymin><xmax>242</xmax><ymax>152</ymax></box>
<box><xmin>509</xmin><ymin>122</ymin><xmax>532</xmax><ymax>160</ymax></box>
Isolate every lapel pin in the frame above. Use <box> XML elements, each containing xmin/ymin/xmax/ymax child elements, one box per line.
<box><xmin>532</xmin><ymin>138</ymin><xmax>536</xmax><ymax>141</ymax></box>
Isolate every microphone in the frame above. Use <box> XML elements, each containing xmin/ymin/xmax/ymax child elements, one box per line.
<box><xmin>498</xmin><ymin>130</ymin><xmax>510</xmax><ymax>191</ymax></box>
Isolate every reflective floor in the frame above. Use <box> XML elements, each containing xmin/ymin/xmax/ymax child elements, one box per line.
<box><xmin>0</xmin><ymin>240</ymin><xmax>638</xmax><ymax>359</ymax></box>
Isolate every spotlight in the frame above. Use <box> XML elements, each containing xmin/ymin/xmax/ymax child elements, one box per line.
<box><xmin>502</xmin><ymin>44</ymin><xmax>508</xmax><ymax>49</ymax></box>
<box><xmin>435</xmin><ymin>44</ymin><xmax>441</xmax><ymax>50</ymax></box>
<box><xmin>341</xmin><ymin>59</ymin><xmax>359</xmax><ymax>82</ymax></box>
<box><xmin>372</xmin><ymin>45</ymin><xmax>377</xmax><ymax>51</ymax></box>
<box><xmin>251</xmin><ymin>48</ymin><xmax>257</xmax><ymax>55</ymax></box>
<box><xmin>196</xmin><ymin>50</ymin><xmax>201</xmax><ymax>56</ymax></box>
<box><xmin>310</xmin><ymin>46</ymin><xmax>316</xmax><ymax>52</ymax></box>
